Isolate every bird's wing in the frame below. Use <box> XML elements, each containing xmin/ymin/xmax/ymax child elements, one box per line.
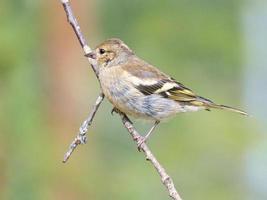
<box><xmin>121</xmin><ymin>58</ymin><xmax>200</xmax><ymax>102</ymax></box>
<box><xmin>120</xmin><ymin>58</ymin><xmax>248</xmax><ymax>115</ymax></box>
<box><xmin>137</xmin><ymin>79</ymin><xmax>200</xmax><ymax>102</ymax></box>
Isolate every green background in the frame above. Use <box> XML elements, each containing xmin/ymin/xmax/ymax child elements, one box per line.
<box><xmin>0</xmin><ymin>0</ymin><xmax>266</xmax><ymax>200</ymax></box>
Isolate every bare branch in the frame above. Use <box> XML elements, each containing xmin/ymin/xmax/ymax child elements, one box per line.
<box><xmin>63</xmin><ymin>93</ymin><xmax>104</xmax><ymax>163</ymax></box>
<box><xmin>60</xmin><ymin>0</ymin><xmax>98</xmax><ymax>75</ymax></box>
<box><xmin>60</xmin><ymin>0</ymin><xmax>183</xmax><ymax>199</ymax></box>
<box><xmin>60</xmin><ymin>0</ymin><xmax>104</xmax><ymax>162</ymax></box>
<box><xmin>118</xmin><ymin>112</ymin><xmax>182</xmax><ymax>200</ymax></box>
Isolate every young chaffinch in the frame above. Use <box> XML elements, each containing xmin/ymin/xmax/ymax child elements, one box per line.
<box><xmin>85</xmin><ymin>38</ymin><xmax>247</xmax><ymax>145</ymax></box>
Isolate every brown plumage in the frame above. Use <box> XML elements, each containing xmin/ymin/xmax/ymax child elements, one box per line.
<box><xmin>85</xmin><ymin>38</ymin><xmax>247</xmax><ymax>145</ymax></box>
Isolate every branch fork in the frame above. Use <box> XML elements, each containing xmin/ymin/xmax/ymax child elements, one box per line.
<box><xmin>60</xmin><ymin>1</ymin><xmax>182</xmax><ymax>199</ymax></box>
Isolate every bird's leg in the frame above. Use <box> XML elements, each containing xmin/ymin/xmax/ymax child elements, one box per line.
<box><xmin>143</xmin><ymin>120</ymin><xmax>160</xmax><ymax>141</ymax></box>
<box><xmin>137</xmin><ymin>120</ymin><xmax>160</xmax><ymax>150</ymax></box>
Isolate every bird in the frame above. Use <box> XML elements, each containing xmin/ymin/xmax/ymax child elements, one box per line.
<box><xmin>85</xmin><ymin>38</ymin><xmax>247</xmax><ymax>146</ymax></box>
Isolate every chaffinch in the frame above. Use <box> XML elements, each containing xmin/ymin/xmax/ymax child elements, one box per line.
<box><xmin>86</xmin><ymin>38</ymin><xmax>247</xmax><ymax>145</ymax></box>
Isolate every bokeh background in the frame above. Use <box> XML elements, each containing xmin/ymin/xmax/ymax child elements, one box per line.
<box><xmin>0</xmin><ymin>0</ymin><xmax>266</xmax><ymax>200</ymax></box>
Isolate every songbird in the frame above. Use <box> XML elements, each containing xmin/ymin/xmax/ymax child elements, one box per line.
<box><xmin>85</xmin><ymin>38</ymin><xmax>247</xmax><ymax>146</ymax></box>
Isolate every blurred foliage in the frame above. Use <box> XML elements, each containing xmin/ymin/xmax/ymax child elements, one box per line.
<box><xmin>0</xmin><ymin>0</ymin><xmax>265</xmax><ymax>200</ymax></box>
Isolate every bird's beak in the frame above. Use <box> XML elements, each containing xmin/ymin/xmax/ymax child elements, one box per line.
<box><xmin>85</xmin><ymin>52</ymin><xmax>96</xmax><ymax>59</ymax></box>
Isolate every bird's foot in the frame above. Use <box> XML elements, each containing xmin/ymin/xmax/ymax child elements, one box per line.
<box><xmin>135</xmin><ymin>135</ymin><xmax>147</xmax><ymax>151</ymax></box>
<box><xmin>111</xmin><ymin>107</ymin><xmax>120</xmax><ymax>115</ymax></box>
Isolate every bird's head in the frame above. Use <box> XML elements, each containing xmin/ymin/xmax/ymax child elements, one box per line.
<box><xmin>85</xmin><ymin>38</ymin><xmax>134</xmax><ymax>68</ymax></box>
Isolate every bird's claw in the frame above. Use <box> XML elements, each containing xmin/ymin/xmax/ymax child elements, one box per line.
<box><xmin>111</xmin><ymin>107</ymin><xmax>120</xmax><ymax>115</ymax></box>
<box><xmin>135</xmin><ymin>135</ymin><xmax>146</xmax><ymax>151</ymax></box>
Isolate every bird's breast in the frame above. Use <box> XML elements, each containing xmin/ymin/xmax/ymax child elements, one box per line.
<box><xmin>98</xmin><ymin>66</ymin><xmax>198</xmax><ymax>121</ymax></box>
<box><xmin>99</xmin><ymin>67</ymin><xmax>143</xmax><ymax>116</ymax></box>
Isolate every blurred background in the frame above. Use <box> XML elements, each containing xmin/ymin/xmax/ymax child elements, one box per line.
<box><xmin>0</xmin><ymin>0</ymin><xmax>266</xmax><ymax>200</ymax></box>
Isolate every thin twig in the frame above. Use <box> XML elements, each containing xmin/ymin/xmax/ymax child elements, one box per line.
<box><xmin>118</xmin><ymin>112</ymin><xmax>182</xmax><ymax>200</ymax></box>
<box><xmin>63</xmin><ymin>93</ymin><xmax>104</xmax><ymax>163</ymax></box>
<box><xmin>60</xmin><ymin>0</ymin><xmax>183</xmax><ymax>199</ymax></box>
<box><xmin>61</xmin><ymin>0</ymin><xmax>98</xmax><ymax>75</ymax></box>
<box><xmin>60</xmin><ymin>0</ymin><xmax>104</xmax><ymax>162</ymax></box>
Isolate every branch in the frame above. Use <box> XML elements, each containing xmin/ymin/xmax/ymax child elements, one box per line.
<box><xmin>60</xmin><ymin>0</ymin><xmax>104</xmax><ymax>162</ymax></box>
<box><xmin>63</xmin><ymin>93</ymin><xmax>104</xmax><ymax>163</ymax></box>
<box><xmin>60</xmin><ymin>0</ymin><xmax>183</xmax><ymax>199</ymax></box>
<box><xmin>61</xmin><ymin>0</ymin><xmax>98</xmax><ymax>75</ymax></box>
<box><xmin>118</xmin><ymin>112</ymin><xmax>182</xmax><ymax>200</ymax></box>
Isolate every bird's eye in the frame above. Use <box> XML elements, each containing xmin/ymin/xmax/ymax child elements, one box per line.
<box><xmin>99</xmin><ymin>48</ymin><xmax>106</xmax><ymax>55</ymax></box>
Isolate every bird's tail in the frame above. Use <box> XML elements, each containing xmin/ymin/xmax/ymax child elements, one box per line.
<box><xmin>206</xmin><ymin>103</ymin><xmax>248</xmax><ymax>116</ymax></box>
<box><xmin>195</xmin><ymin>96</ymin><xmax>248</xmax><ymax>116</ymax></box>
